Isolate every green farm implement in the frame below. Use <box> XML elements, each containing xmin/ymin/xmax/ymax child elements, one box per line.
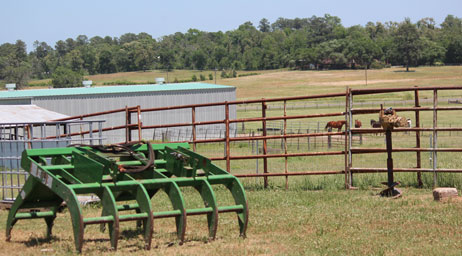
<box><xmin>5</xmin><ymin>142</ymin><xmax>248</xmax><ymax>252</ymax></box>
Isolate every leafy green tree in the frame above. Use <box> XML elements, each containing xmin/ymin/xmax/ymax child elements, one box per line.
<box><xmin>394</xmin><ymin>18</ymin><xmax>422</xmax><ymax>71</ymax></box>
<box><xmin>445</xmin><ymin>36</ymin><xmax>462</xmax><ymax>63</ymax></box>
<box><xmin>259</xmin><ymin>18</ymin><xmax>271</xmax><ymax>32</ymax></box>
<box><xmin>419</xmin><ymin>38</ymin><xmax>445</xmax><ymax>65</ymax></box>
<box><xmin>192</xmin><ymin>50</ymin><xmax>207</xmax><ymax>70</ymax></box>
<box><xmin>98</xmin><ymin>47</ymin><xmax>117</xmax><ymax>73</ymax></box>
<box><xmin>158</xmin><ymin>38</ymin><xmax>176</xmax><ymax>70</ymax></box>
<box><xmin>344</xmin><ymin>30</ymin><xmax>382</xmax><ymax>68</ymax></box>
<box><xmin>0</xmin><ymin>40</ymin><xmax>31</xmax><ymax>89</ymax></box>
<box><xmin>132</xmin><ymin>40</ymin><xmax>155</xmax><ymax>71</ymax></box>
<box><xmin>51</xmin><ymin>67</ymin><xmax>83</xmax><ymax>88</ymax></box>
<box><xmin>119</xmin><ymin>33</ymin><xmax>138</xmax><ymax>45</ymax></box>
<box><xmin>80</xmin><ymin>45</ymin><xmax>98</xmax><ymax>74</ymax></box>
<box><xmin>317</xmin><ymin>39</ymin><xmax>347</xmax><ymax>69</ymax></box>
<box><xmin>64</xmin><ymin>49</ymin><xmax>84</xmax><ymax>72</ymax></box>
<box><xmin>89</xmin><ymin>36</ymin><xmax>104</xmax><ymax>45</ymax></box>
<box><xmin>294</xmin><ymin>48</ymin><xmax>318</xmax><ymax>69</ymax></box>
<box><xmin>440</xmin><ymin>15</ymin><xmax>462</xmax><ymax>63</ymax></box>
<box><xmin>31</xmin><ymin>41</ymin><xmax>53</xmax><ymax>78</ymax></box>
<box><xmin>65</xmin><ymin>38</ymin><xmax>76</xmax><ymax>52</ymax></box>
<box><xmin>2</xmin><ymin>62</ymin><xmax>31</xmax><ymax>89</ymax></box>
<box><xmin>55</xmin><ymin>40</ymin><xmax>67</xmax><ymax>59</ymax></box>
<box><xmin>76</xmin><ymin>35</ymin><xmax>89</xmax><ymax>46</ymax></box>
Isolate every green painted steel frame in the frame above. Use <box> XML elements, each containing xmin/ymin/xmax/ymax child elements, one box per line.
<box><xmin>5</xmin><ymin>142</ymin><xmax>248</xmax><ymax>252</ymax></box>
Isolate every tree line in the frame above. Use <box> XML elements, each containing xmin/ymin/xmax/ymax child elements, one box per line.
<box><xmin>1</xmin><ymin>14</ymin><xmax>462</xmax><ymax>89</ymax></box>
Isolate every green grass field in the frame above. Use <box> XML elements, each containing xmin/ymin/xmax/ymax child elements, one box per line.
<box><xmin>2</xmin><ymin>66</ymin><xmax>462</xmax><ymax>255</ymax></box>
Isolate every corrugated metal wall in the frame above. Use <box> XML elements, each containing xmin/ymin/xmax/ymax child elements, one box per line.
<box><xmin>31</xmin><ymin>88</ymin><xmax>236</xmax><ymax>143</ymax></box>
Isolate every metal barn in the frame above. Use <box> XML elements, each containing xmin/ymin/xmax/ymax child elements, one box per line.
<box><xmin>0</xmin><ymin>83</ymin><xmax>236</xmax><ymax>143</ymax></box>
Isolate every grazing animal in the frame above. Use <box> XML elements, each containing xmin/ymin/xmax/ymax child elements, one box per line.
<box><xmin>354</xmin><ymin>120</ymin><xmax>362</xmax><ymax>128</ymax></box>
<box><xmin>406</xmin><ymin>118</ymin><xmax>412</xmax><ymax>128</ymax></box>
<box><xmin>325</xmin><ymin>120</ymin><xmax>346</xmax><ymax>132</ymax></box>
<box><xmin>370</xmin><ymin>119</ymin><xmax>381</xmax><ymax>128</ymax></box>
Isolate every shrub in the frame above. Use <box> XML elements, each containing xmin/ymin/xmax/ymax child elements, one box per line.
<box><xmin>370</xmin><ymin>60</ymin><xmax>386</xmax><ymax>69</ymax></box>
<box><xmin>209</xmin><ymin>73</ymin><xmax>213</xmax><ymax>80</ymax></box>
<box><xmin>192</xmin><ymin>75</ymin><xmax>198</xmax><ymax>81</ymax></box>
<box><xmin>199</xmin><ymin>74</ymin><xmax>206</xmax><ymax>81</ymax></box>
<box><xmin>232</xmin><ymin>70</ymin><xmax>237</xmax><ymax>77</ymax></box>
<box><xmin>238</xmin><ymin>72</ymin><xmax>260</xmax><ymax>77</ymax></box>
<box><xmin>221</xmin><ymin>70</ymin><xmax>228</xmax><ymax>78</ymax></box>
<box><xmin>51</xmin><ymin>67</ymin><xmax>83</xmax><ymax>88</ymax></box>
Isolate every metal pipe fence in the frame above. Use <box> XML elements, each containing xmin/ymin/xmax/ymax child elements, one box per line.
<box><xmin>48</xmin><ymin>85</ymin><xmax>462</xmax><ymax>189</ymax></box>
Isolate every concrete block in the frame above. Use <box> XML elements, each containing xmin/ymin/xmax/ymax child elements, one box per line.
<box><xmin>433</xmin><ymin>187</ymin><xmax>458</xmax><ymax>201</ymax></box>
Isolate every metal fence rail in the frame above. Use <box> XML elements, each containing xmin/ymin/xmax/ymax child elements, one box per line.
<box><xmin>347</xmin><ymin>86</ymin><xmax>462</xmax><ymax>188</ymax></box>
<box><xmin>47</xmin><ymin>85</ymin><xmax>462</xmax><ymax>189</ymax></box>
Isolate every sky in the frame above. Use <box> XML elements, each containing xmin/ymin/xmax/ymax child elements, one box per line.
<box><xmin>1</xmin><ymin>0</ymin><xmax>462</xmax><ymax>51</ymax></box>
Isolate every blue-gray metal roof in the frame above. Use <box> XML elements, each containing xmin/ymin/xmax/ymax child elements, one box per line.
<box><xmin>0</xmin><ymin>82</ymin><xmax>234</xmax><ymax>99</ymax></box>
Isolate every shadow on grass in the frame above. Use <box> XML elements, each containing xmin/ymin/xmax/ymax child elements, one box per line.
<box><xmin>22</xmin><ymin>235</ymin><xmax>60</xmax><ymax>247</ymax></box>
<box><xmin>393</xmin><ymin>70</ymin><xmax>417</xmax><ymax>73</ymax></box>
<box><xmin>120</xmin><ymin>228</ymin><xmax>144</xmax><ymax>239</ymax></box>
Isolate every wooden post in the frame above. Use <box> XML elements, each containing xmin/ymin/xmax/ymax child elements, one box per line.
<box><xmin>262</xmin><ymin>101</ymin><xmax>268</xmax><ymax>188</ymax></box>
<box><xmin>414</xmin><ymin>89</ymin><xmax>423</xmax><ymax>187</ymax></box>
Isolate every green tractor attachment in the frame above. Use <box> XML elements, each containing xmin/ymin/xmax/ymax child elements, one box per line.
<box><xmin>5</xmin><ymin>142</ymin><xmax>248</xmax><ymax>252</ymax></box>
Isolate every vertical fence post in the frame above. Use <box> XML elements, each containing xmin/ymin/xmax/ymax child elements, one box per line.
<box><xmin>345</xmin><ymin>87</ymin><xmax>352</xmax><ymax>188</ymax></box>
<box><xmin>125</xmin><ymin>106</ymin><xmax>131</xmax><ymax>143</ymax></box>
<box><xmin>327</xmin><ymin>127</ymin><xmax>332</xmax><ymax>149</ymax></box>
<box><xmin>225</xmin><ymin>102</ymin><xmax>231</xmax><ymax>173</ymax></box>
<box><xmin>137</xmin><ymin>105</ymin><xmax>142</xmax><ymax>141</ymax></box>
<box><xmin>432</xmin><ymin>89</ymin><xmax>438</xmax><ymax>187</ymax></box>
<box><xmin>414</xmin><ymin>88</ymin><xmax>423</xmax><ymax>187</ymax></box>
<box><xmin>191</xmin><ymin>107</ymin><xmax>196</xmax><ymax>152</ymax></box>
<box><xmin>25</xmin><ymin>125</ymin><xmax>32</xmax><ymax>149</ymax></box>
<box><xmin>297</xmin><ymin>129</ymin><xmax>301</xmax><ymax>150</ymax></box>
<box><xmin>256</xmin><ymin>136</ymin><xmax>259</xmax><ymax>176</ymax></box>
<box><xmin>283</xmin><ymin>100</ymin><xmax>288</xmax><ymax>190</ymax></box>
<box><xmin>307</xmin><ymin>129</ymin><xmax>310</xmax><ymax>150</ymax></box>
<box><xmin>262</xmin><ymin>100</ymin><xmax>268</xmax><ymax>188</ymax></box>
<box><xmin>98</xmin><ymin>122</ymin><xmax>103</xmax><ymax>145</ymax></box>
<box><xmin>344</xmin><ymin>88</ymin><xmax>349</xmax><ymax>188</ymax></box>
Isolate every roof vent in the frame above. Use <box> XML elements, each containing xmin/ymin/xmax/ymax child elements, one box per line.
<box><xmin>155</xmin><ymin>78</ymin><xmax>165</xmax><ymax>85</ymax></box>
<box><xmin>5</xmin><ymin>83</ymin><xmax>16</xmax><ymax>91</ymax></box>
<box><xmin>82</xmin><ymin>80</ymin><xmax>93</xmax><ymax>88</ymax></box>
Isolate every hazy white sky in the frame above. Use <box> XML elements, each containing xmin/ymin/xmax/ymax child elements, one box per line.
<box><xmin>1</xmin><ymin>0</ymin><xmax>461</xmax><ymax>50</ymax></box>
